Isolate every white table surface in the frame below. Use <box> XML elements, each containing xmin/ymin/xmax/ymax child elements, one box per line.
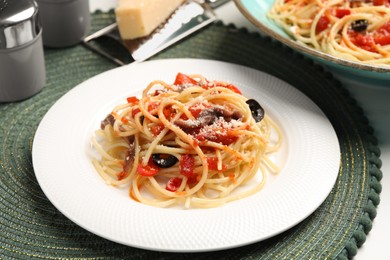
<box><xmin>90</xmin><ymin>1</ymin><xmax>390</xmax><ymax>259</ymax></box>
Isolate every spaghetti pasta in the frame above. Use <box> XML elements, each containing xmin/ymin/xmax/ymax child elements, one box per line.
<box><xmin>268</xmin><ymin>0</ymin><xmax>390</xmax><ymax>65</ymax></box>
<box><xmin>91</xmin><ymin>73</ymin><xmax>282</xmax><ymax>208</ymax></box>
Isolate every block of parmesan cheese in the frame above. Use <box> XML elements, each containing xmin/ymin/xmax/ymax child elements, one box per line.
<box><xmin>115</xmin><ymin>0</ymin><xmax>186</xmax><ymax>40</ymax></box>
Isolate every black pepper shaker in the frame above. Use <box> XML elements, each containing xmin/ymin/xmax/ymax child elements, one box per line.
<box><xmin>0</xmin><ymin>0</ymin><xmax>46</xmax><ymax>102</ymax></box>
<box><xmin>36</xmin><ymin>0</ymin><xmax>90</xmax><ymax>47</ymax></box>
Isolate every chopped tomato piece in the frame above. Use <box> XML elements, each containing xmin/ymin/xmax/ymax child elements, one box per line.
<box><xmin>163</xmin><ymin>105</ymin><xmax>175</xmax><ymax>120</ymax></box>
<box><xmin>374</xmin><ymin>34</ymin><xmax>390</xmax><ymax>46</ymax></box>
<box><xmin>373</xmin><ymin>0</ymin><xmax>389</xmax><ymax>6</ymax></box>
<box><xmin>354</xmin><ymin>34</ymin><xmax>377</xmax><ymax>52</ymax></box>
<box><xmin>137</xmin><ymin>160</ymin><xmax>159</xmax><ymax>176</ymax></box>
<box><xmin>374</xmin><ymin>21</ymin><xmax>390</xmax><ymax>45</ymax></box>
<box><xmin>180</xmin><ymin>114</ymin><xmax>189</xmax><ymax>120</ymax></box>
<box><xmin>216</xmin><ymin>130</ymin><xmax>238</xmax><ymax>145</ymax></box>
<box><xmin>121</xmin><ymin>117</ymin><xmax>129</xmax><ymax>124</ymax></box>
<box><xmin>224</xmin><ymin>84</ymin><xmax>242</xmax><ymax>94</ymax></box>
<box><xmin>378</xmin><ymin>21</ymin><xmax>390</xmax><ymax>33</ymax></box>
<box><xmin>166</xmin><ymin>177</ymin><xmax>183</xmax><ymax>192</ymax></box>
<box><xmin>174</xmin><ymin>73</ymin><xmax>198</xmax><ymax>85</ymax></box>
<box><xmin>179</xmin><ymin>154</ymin><xmax>195</xmax><ymax>178</ymax></box>
<box><xmin>131</xmin><ymin>108</ymin><xmax>140</xmax><ymax>118</ymax></box>
<box><xmin>194</xmin><ymin>133</ymin><xmax>206</xmax><ymax>142</ymax></box>
<box><xmin>316</xmin><ymin>15</ymin><xmax>330</xmax><ymax>34</ymax></box>
<box><xmin>153</xmin><ymin>89</ymin><xmax>164</xmax><ymax>96</ymax></box>
<box><xmin>334</xmin><ymin>9</ymin><xmax>351</xmax><ymax>18</ymax></box>
<box><xmin>206</xmin><ymin>81</ymin><xmax>242</xmax><ymax>94</ymax></box>
<box><xmin>188</xmin><ymin>102</ymin><xmax>212</xmax><ymax>118</ymax></box>
<box><xmin>187</xmin><ymin>175</ymin><xmax>199</xmax><ymax>184</ymax></box>
<box><xmin>207</xmin><ymin>157</ymin><xmax>227</xmax><ymax>171</ymax></box>
<box><xmin>127</xmin><ymin>96</ymin><xmax>139</xmax><ymax>104</ymax></box>
<box><xmin>147</xmin><ymin>102</ymin><xmax>159</xmax><ymax>112</ymax></box>
<box><xmin>150</xmin><ymin>123</ymin><xmax>164</xmax><ymax>136</ymax></box>
<box><xmin>189</xmin><ymin>107</ymin><xmax>202</xmax><ymax>118</ymax></box>
<box><xmin>195</xmin><ymin>129</ymin><xmax>238</xmax><ymax>145</ymax></box>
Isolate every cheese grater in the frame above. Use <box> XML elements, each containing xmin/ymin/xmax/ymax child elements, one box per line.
<box><xmin>83</xmin><ymin>0</ymin><xmax>230</xmax><ymax>66</ymax></box>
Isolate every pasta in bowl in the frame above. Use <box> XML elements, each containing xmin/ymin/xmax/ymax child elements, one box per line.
<box><xmin>235</xmin><ymin>0</ymin><xmax>390</xmax><ymax>83</ymax></box>
<box><xmin>92</xmin><ymin>73</ymin><xmax>282</xmax><ymax>209</ymax></box>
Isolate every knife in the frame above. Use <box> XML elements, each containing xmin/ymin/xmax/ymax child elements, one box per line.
<box><xmin>83</xmin><ymin>0</ymin><xmax>230</xmax><ymax>66</ymax></box>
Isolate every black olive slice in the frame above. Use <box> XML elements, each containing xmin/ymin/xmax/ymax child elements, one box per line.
<box><xmin>351</xmin><ymin>19</ymin><xmax>368</xmax><ymax>32</ymax></box>
<box><xmin>152</xmin><ymin>154</ymin><xmax>178</xmax><ymax>168</ymax></box>
<box><xmin>246</xmin><ymin>99</ymin><xmax>265</xmax><ymax>123</ymax></box>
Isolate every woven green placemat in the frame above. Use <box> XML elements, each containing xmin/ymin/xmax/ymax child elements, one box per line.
<box><xmin>0</xmin><ymin>11</ymin><xmax>382</xmax><ymax>259</ymax></box>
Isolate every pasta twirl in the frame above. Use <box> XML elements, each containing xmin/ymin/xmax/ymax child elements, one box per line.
<box><xmin>91</xmin><ymin>73</ymin><xmax>282</xmax><ymax>208</ymax></box>
<box><xmin>268</xmin><ymin>0</ymin><xmax>390</xmax><ymax>65</ymax></box>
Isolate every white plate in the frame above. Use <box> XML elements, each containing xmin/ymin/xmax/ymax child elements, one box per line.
<box><xmin>32</xmin><ymin>59</ymin><xmax>340</xmax><ymax>252</ymax></box>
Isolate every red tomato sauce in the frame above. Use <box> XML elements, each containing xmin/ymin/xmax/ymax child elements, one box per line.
<box><xmin>348</xmin><ymin>21</ymin><xmax>390</xmax><ymax>53</ymax></box>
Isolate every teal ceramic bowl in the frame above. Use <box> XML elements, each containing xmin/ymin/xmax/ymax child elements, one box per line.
<box><xmin>234</xmin><ymin>0</ymin><xmax>390</xmax><ymax>85</ymax></box>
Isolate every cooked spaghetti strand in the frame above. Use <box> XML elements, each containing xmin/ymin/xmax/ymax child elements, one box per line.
<box><xmin>268</xmin><ymin>0</ymin><xmax>390</xmax><ymax>65</ymax></box>
<box><xmin>92</xmin><ymin>73</ymin><xmax>282</xmax><ymax>208</ymax></box>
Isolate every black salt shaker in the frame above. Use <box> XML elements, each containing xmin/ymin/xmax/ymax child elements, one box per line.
<box><xmin>0</xmin><ymin>0</ymin><xmax>46</xmax><ymax>102</ymax></box>
<box><xmin>36</xmin><ymin>0</ymin><xmax>90</xmax><ymax>47</ymax></box>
